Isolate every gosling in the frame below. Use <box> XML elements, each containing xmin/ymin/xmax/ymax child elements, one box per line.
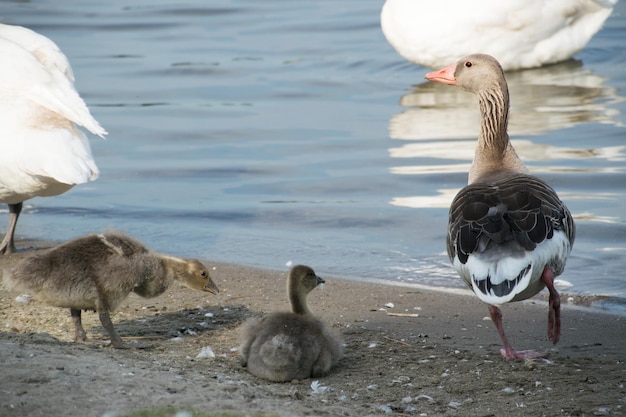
<box><xmin>3</xmin><ymin>232</ymin><xmax>219</xmax><ymax>348</ymax></box>
<box><xmin>239</xmin><ymin>265</ymin><xmax>343</xmax><ymax>382</ymax></box>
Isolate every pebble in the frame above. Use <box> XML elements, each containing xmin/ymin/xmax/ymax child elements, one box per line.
<box><xmin>15</xmin><ymin>294</ymin><xmax>32</xmax><ymax>304</ymax></box>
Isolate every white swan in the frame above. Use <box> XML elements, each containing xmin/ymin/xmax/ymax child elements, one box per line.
<box><xmin>381</xmin><ymin>0</ymin><xmax>616</xmax><ymax>70</ymax></box>
<box><xmin>0</xmin><ymin>23</ymin><xmax>106</xmax><ymax>254</ymax></box>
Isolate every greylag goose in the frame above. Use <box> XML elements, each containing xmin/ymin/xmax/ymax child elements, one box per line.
<box><xmin>239</xmin><ymin>265</ymin><xmax>343</xmax><ymax>382</ymax></box>
<box><xmin>0</xmin><ymin>23</ymin><xmax>105</xmax><ymax>254</ymax></box>
<box><xmin>381</xmin><ymin>0</ymin><xmax>616</xmax><ymax>70</ymax></box>
<box><xmin>3</xmin><ymin>232</ymin><xmax>219</xmax><ymax>348</ymax></box>
<box><xmin>425</xmin><ymin>54</ymin><xmax>576</xmax><ymax>359</ymax></box>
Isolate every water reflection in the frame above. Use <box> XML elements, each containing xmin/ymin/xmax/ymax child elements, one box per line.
<box><xmin>391</xmin><ymin>190</ymin><xmax>624</xmax><ymax>225</ymax></box>
<box><xmin>391</xmin><ymin>140</ymin><xmax>626</xmax><ymax>168</ymax></box>
<box><xmin>390</xmin><ymin>189</ymin><xmax>458</xmax><ymax>209</ymax></box>
<box><xmin>389</xmin><ymin>60</ymin><xmax>626</xmax><ymax>214</ymax></box>
<box><xmin>388</xmin><ymin>60</ymin><xmax>623</xmax><ymax>141</ymax></box>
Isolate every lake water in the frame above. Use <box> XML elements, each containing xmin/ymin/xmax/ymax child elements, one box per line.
<box><xmin>2</xmin><ymin>1</ymin><xmax>625</xmax><ymax>313</ymax></box>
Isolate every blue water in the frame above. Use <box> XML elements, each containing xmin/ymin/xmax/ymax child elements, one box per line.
<box><xmin>2</xmin><ymin>1</ymin><xmax>625</xmax><ymax>312</ymax></box>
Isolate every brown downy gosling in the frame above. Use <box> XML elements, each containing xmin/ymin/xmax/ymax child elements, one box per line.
<box><xmin>239</xmin><ymin>265</ymin><xmax>343</xmax><ymax>382</ymax></box>
<box><xmin>3</xmin><ymin>232</ymin><xmax>219</xmax><ymax>348</ymax></box>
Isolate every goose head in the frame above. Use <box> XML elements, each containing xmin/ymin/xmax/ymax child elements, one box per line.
<box><xmin>290</xmin><ymin>264</ymin><xmax>325</xmax><ymax>294</ymax></box>
<box><xmin>288</xmin><ymin>265</ymin><xmax>325</xmax><ymax>315</ymax></box>
<box><xmin>425</xmin><ymin>53</ymin><xmax>524</xmax><ymax>182</ymax></box>
<box><xmin>172</xmin><ymin>258</ymin><xmax>220</xmax><ymax>294</ymax></box>
<box><xmin>424</xmin><ymin>53</ymin><xmax>507</xmax><ymax>95</ymax></box>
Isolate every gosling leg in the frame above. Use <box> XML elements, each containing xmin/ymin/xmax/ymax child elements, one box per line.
<box><xmin>70</xmin><ymin>308</ymin><xmax>87</xmax><ymax>342</ymax></box>
<box><xmin>98</xmin><ymin>311</ymin><xmax>130</xmax><ymax>349</ymax></box>
<box><xmin>311</xmin><ymin>350</ymin><xmax>332</xmax><ymax>378</ymax></box>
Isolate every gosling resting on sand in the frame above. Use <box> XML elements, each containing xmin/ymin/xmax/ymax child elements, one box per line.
<box><xmin>3</xmin><ymin>232</ymin><xmax>219</xmax><ymax>348</ymax></box>
<box><xmin>240</xmin><ymin>265</ymin><xmax>343</xmax><ymax>382</ymax></box>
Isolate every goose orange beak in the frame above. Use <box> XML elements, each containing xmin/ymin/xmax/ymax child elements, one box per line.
<box><xmin>425</xmin><ymin>62</ymin><xmax>457</xmax><ymax>85</ymax></box>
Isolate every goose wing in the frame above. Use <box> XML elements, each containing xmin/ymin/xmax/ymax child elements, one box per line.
<box><xmin>447</xmin><ymin>173</ymin><xmax>575</xmax><ymax>302</ymax></box>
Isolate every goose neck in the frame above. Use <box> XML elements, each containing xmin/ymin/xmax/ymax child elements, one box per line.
<box><xmin>468</xmin><ymin>85</ymin><xmax>529</xmax><ymax>183</ymax></box>
<box><xmin>289</xmin><ymin>289</ymin><xmax>311</xmax><ymax>315</ymax></box>
<box><xmin>476</xmin><ymin>87</ymin><xmax>509</xmax><ymax>153</ymax></box>
<box><xmin>160</xmin><ymin>255</ymin><xmax>184</xmax><ymax>280</ymax></box>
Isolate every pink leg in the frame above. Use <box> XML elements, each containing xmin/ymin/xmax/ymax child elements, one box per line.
<box><xmin>542</xmin><ymin>267</ymin><xmax>561</xmax><ymax>344</ymax></box>
<box><xmin>488</xmin><ymin>305</ymin><xmax>546</xmax><ymax>360</ymax></box>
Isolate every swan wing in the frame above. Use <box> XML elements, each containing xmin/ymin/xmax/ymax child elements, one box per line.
<box><xmin>0</xmin><ymin>33</ymin><xmax>106</xmax><ymax>137</ymax></box>
<box><xmin>0</xmin><ymin>23</ymin><xmax>74</xmax><ymax>81</ymax></box>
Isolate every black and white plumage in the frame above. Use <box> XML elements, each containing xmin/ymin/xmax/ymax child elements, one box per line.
<box><xmin>426</xmin><ymin>54</ymin><xmax>575</xmax><ymax>359</ymax></box>
<box><xmin>239</xmin><ymin>265</ymin><xmax>343</xmax><ymax>382</ymax></box>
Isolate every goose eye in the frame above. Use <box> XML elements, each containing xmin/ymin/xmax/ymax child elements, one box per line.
<box><xmin>465</xmin><ymin>61</ymin><xmax>473</xmax><ymax>68</ymax></box>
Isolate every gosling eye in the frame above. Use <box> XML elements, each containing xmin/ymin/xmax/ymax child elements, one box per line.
<box><xmin>464</xmin><ymin>61</ymin><xmax>473</xmax><ymax>68</ymax></box>
<box><xmin>200</xmin><ymin>271</ymin><xmax>208</xmax><ymax>278</ymax></box>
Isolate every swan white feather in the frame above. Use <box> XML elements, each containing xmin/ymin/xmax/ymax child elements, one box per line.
<box><xmin>0</xmin><ymin>24</ymin><xmax>105</xmax><ymax>201</ymax></box>
<box><xmin>381</xmin><ymin>0</ymin><xmax>616</xmax><ymax>70</ymax></box>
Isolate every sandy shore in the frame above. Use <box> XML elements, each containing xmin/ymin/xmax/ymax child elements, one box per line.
<box><xmin>0</xmin><ymin>242</ymin><xmax>625</xmax><ymax>417</ymax></box>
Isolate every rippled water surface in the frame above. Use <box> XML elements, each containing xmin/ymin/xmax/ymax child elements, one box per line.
<box><xmin>2</xmin><ymin>1</ymin><xmax>625</xmax><ymax>311</ymax></box>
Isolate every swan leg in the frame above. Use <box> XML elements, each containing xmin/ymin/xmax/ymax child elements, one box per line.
<box><xmin>98</xmin><ymin>312</ymin><xmax>130</xmax><ymax>349</ymax></box>
<box><xmin>542</xmin><ymin>267</ymin><xmax>561</xmax><ymax>344</ymax></box>
<box><xmin>488</xmin><ymin>305</ymin><xmax>546</xmax><ymax>360</ymax></box>
<box><xmin>70</xmin><ymin>308</ymin><xmax>87</xmax><ymax>342</ymax></box>
<box><xmin>0</xmin><ymin>203</ymin><xmax>22</xmax><ymax>254</ymax></box>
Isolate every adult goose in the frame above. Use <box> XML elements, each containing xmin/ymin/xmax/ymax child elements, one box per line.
<box><xmin>0</xmin><ymin>23</ymin><xmax>106</xmax><ymax>254</ymax></box>
<box><xmin>381</xmin><ymin>0</ymin><xmax>616</xmax><ymax>71</ymax></box>
<box><xmin>425</xmin><ymin>54</ymin><xmax>575</xmax><ymax>359</ymax></box>
<box><xmin>3</xmin><ymin>232</ymin><xmax>220</xmax><ymax>348</ymax></box>
<box><xmin>239</xmin><ymin>265</ymin><xmax>343</xmax><ymax>382</ymax></box>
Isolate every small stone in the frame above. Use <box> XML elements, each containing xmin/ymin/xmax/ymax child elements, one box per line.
<box><xmin>15</xmin><ymin>294</ymin><xmax>32</xmax><ymax>304</ymax></box>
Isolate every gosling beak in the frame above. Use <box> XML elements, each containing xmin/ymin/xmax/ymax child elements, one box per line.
<box><xmin>316</xmin><ymin>275</ymin><xmax>325</xmax><ymax>286</ymax></box>
<box><xmin>204</xmin><ymin>279</ymin><xmax>220</xmax><ymax>295</ymax></box>
<box><xmin>424</xmin><ymin>62</ymin><xmax>457</xmax><ymax>85</ymax></box>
